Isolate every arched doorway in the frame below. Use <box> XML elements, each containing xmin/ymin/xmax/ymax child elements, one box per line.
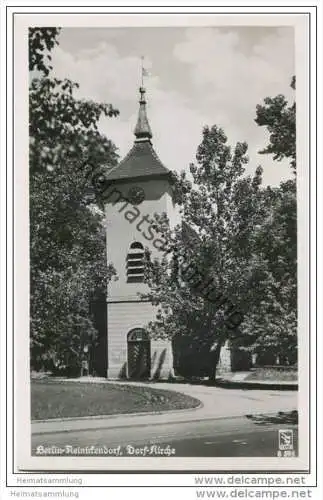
<box><xmin>127</xmin><ymin>328</ymin><xmax>151</xmax><ymax>379</ymax></box>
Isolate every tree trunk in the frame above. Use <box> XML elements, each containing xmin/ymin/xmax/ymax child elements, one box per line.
<box><xmin>208</xmin><ymin>331</ymin><xmax>227</xmax><ymax>382</ymax></box>
<box><xmin>168</xmin><ymin>339</ymin><xmax>176</xmax><ymax>379</ymax></box>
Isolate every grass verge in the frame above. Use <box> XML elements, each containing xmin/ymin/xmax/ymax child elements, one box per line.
<box><xmin>244</xmin><ymin>368</ymin><xmax>298</xmax><ymax>382</ymax></box>
<box><xmin>31</xmin><ymin>379</ymin><xmax>201</xmax><ymax>420</ymax></box>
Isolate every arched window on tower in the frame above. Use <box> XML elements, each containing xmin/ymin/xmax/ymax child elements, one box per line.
<box><xmin>126</xmin><ymin>242</ymin><xmax>145</xmax><ymax>283</ymax></box>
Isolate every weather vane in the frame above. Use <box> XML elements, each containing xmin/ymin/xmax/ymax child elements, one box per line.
<box><xmin>140</xmin><ymin>55</ymin><xmax>149</xmax><ymax>88</ymax></box>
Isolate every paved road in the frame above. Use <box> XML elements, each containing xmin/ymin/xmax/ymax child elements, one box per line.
<box><xmin>32</xmin><ymin>412</ymin><xmax>298</xmax><ymax>458</ymax></box>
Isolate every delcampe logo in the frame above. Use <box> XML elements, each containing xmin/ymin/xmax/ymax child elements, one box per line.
<box><xmin>278</xmin><ymin>429</ymin><xmax>294</xmax><ymax>451</ymax></box>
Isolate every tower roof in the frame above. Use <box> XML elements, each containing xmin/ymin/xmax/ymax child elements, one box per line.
<box><xmin>104</xmin><ymin>87</ymin><xmax>171</xmax><ymax>184</ymax></box>
<box><xmin>134</xmin><ymin>87</ymin><xmax>153</xmax><ymax>141</ymax></box>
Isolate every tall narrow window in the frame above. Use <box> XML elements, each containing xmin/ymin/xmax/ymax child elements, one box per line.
<box><xmin>126</xmin><ymin>242</ymin><xmax>145</xmax><ymax>283</ymax></box>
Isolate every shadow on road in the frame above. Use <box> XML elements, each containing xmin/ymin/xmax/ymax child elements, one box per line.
<box><xmin>245</xmin><ymin>410</ymin><xmax>298</xmax><ymax>425</ymax></box>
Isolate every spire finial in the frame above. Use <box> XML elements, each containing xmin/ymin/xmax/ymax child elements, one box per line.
<box><xmin>134</xmin><ymin>57</ymin><xmax>152</xmax><ymax>142</ymax></box>
<box><xmin>140</xmin><ymin>55</ymin><xmax>149</xmax><ymax>88</ymax></box>
<box><xmin>141</xmin><ymin>55</ymin><xmax>144</xmax><ymax>88</ymax></box>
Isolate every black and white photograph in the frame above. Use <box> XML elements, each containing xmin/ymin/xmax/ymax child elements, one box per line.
<box><xmin>7</xmin><ymin>8</ymin><xmax>316</xmax><ymax>477</ymax></box>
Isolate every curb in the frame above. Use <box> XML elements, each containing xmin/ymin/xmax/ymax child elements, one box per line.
<box><xmin>215</xmin><ymin>379</ymin><xmax>298</xmax><ymax>390</ymax></box>
<box><xmin>31</xmin><ymin>407</ymin><xmax>298</xmax><ymax>436</ymax></box>
<box><xmin>31</xmin><ymin>414</ymin><xmax>239</xmax><ymax>436</ymax></box>
<box><xmin>31</xmin><ymin>401</ymin><xmax>204</xmax><ymax>425</ymax></box>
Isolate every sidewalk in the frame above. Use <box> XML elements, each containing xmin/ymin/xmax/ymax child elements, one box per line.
<box><xmin>32</xmin><ymin>378</ymin><xmax>298</xmax><ymax>435</ymax></box>
<box><xmin>215</xmin><ymin>371</ymin><xmax>298</xmax><ymax>390</ymax></box>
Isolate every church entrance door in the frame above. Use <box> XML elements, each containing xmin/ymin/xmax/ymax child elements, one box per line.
<box><xmin>127</xmin><ymin>328</ymin><xmax>151</xmax><ymax>379</ymax></box>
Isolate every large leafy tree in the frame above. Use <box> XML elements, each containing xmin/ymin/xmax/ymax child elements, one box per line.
<box><xmin>241</xmin><ymin>180</ymin><xmax>297</xmax><ymax>364</ymax></box>
<box><xmin>144</xmin><ymin>126</ymin><xmax>267</xmax><ymax>379</ymax></box>
<box><xmin>255</xmin><ymin>76</ymin><xmax>296</xmax><ymax>172</ymax></box>
<box><xmin>249</xmin><ymin>77</ymin><xmax>297</xmax><ymax>363</ymax></box>
<box><xmin>145</xmin><ymin>76</ymin><xmax>297</xmax><ymax>377</ymax></box>
<box><xmin>29</xmin><ymin>28</ymin><xmax>119</xmax><ymax>373</ymax></box>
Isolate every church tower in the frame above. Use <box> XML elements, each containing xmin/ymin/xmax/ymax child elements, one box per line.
<box><xmin>104</xmin><ymin>86</ymin><xmax>179</xmax><ymax>379</ymax></box>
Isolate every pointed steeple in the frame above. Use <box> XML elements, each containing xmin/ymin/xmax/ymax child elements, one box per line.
<box><xmin>104</xmin><ymin>84</ymin><xmax>171</xmax><ymax>184</ymax></box>
<box><xmin>134</xmin><ymin>86</ymin><xmax>153</xmax><ymax>142</ymax></box>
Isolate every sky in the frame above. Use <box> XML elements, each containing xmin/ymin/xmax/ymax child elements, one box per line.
<box><xmin>50</xmin><ymin>26</ymin><xmax>295</xmax><ymax>186</ymax></box>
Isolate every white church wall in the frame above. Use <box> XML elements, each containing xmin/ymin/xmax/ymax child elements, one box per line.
<box><xmin>105</xmin><ymin>178</ymin><xmax>173</xmax><ymax>300</ymax></box>
<box><xmin>107</xmin><ymin>301</ymin><xmax>173</xmax><ymax>379</ymax></box>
